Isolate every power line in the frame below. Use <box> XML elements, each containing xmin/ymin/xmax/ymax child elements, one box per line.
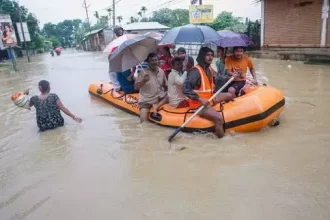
<box><xmin>89</xmin><ymin>0</ymin><xmax>123</xmax><ymax>13</ymax></box>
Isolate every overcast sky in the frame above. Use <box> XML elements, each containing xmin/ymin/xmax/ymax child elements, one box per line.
<box><xmin>18</xmin><ymin>0</ymin><xmax>261</xmax><ymax>26</ymax></box>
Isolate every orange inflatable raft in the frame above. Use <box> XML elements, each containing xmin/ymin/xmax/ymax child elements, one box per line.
<box><xmin>89</xmin><ymin>81</ymin><xmax>285</xmax><ymax>133</ymax></box>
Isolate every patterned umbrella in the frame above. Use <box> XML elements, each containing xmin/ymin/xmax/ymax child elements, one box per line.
<box><xmin>214</xmin><ymin>30</ymin><xmax>255</xmax><ymax>48</ymax></box>
<box><xmin>103</xmin><ymin>34</ymin><xmax>141</xmax><ymax>54</ymax></box>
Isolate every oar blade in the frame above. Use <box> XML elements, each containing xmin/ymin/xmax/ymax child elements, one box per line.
<box><xmin>168</xmin><ymin>127</ymin><xmax>182</xmax><ymax>142</ymax></box>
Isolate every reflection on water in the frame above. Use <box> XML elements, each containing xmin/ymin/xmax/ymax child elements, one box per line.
<box><xmin>0</xmin><ymin>51</ymin><xmax>330</xmax><ymax>220</ymax></box>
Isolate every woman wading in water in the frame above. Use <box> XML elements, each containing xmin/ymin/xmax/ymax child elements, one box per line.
<box><xmin>28</xmin><ymin>80</ymin><xmax>82</xmax><ymax>131</ymax></box>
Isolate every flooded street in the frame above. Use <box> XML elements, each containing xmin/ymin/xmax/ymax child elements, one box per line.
<box><xmin>1</xmin><ymin>50</ymin><xmax>330</xmax><ymax>220</ymax></box>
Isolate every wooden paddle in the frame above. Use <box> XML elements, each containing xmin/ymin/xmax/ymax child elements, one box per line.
<box><xmin>168</xmin><ymin>76</ymin><xmax>235</xmax><ymax>142</ymax></box>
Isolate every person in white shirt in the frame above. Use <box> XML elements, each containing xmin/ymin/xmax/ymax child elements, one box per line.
<box><xmin>168</xmin><ymin>57</ymin><xmax>189</xmax><ymax>108</ymax></box>
<box><xmin>108</xmin><ymin>26</ymin><xmax>125</xmax><ymax>91</ymax></box>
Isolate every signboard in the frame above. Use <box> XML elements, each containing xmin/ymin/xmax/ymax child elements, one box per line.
<box><xmin>16</xmin><ymin>22</ymin><xmax>31</xmax><ymax>42</ymax></box>
<box><xmin>189</xmin><ymin>5</ymin><xmax>214</xmax><ymax>24</ymax></box>
<box><xmin>0</xmin><ymin>14</ymin><xmax>17</xmax><ymax>49</ymax></box>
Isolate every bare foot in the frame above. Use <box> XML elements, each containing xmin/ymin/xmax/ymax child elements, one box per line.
<box><xmin>152</xmin><ymin>104</ymin><xmax>159</xmax><ymax>113</ymax></box>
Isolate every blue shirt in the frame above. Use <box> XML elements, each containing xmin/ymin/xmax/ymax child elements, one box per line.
<box><xmin>116</xmin><ymin>69</ymin><xmax>136</xmax><ymax>94</ymax></box>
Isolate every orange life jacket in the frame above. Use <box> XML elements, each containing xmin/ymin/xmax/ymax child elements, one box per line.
<box><xmin>188</xmin><ymin>65</ymin><xmax>215</xmax><ymax>109</ymax></box>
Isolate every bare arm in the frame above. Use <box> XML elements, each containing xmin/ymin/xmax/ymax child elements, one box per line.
<box><xmin>126</xmin><ymin>71</ymin><xmax>135</xmax><ymax>82</ymax></box>
<box><xmin>248</xmin><ymin>58</ymin><xmax>257</xmax><ymax>84</ymax></box>
<box><xmin>134</xmin><ymin>78</ymin><xmax>148</xmax><ymax>90</ymax></box>
<box><xmin>250</xmin><ymin>68</ymin><xmax>256</xmax><ymax>79</ymax></box>
<box><xmin>56</xmin><ymin>100</ymin><xmax>82</xmax><ymax>123</ymax></box>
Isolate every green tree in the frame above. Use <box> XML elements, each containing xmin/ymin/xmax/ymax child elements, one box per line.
<box><xmin>43</xmin><ymin>23</ymin><xmax>58</xmax><ymax>38</ymax></box>
<box><xmin>169</xmin><ymin>9</ymin><xmax>189</xmax><ymax>27</ymax></box>
<box><xmin>48</xmin><ymin>36</ymin><xmax>60</xmax><ymax>48</ymax></box>
<box><xmin>140</xmin><ymin>17</ymin><xmax>149</xmax><ymax>22</ymax></box>
<box><xmin>94</xmin><ymin>11</ymin><xmax>99</xmax><ymax>19</ymax></box>
<box><xmin>92</xmin><ymin>16</ymin><xmax>108</xmax><ymax>30</ymax></box>
<box><xmin>149</xmin><ymin>8</ymin><xmax>172</xmax><ymax>27</ymax></box>
<box><xmin>116</xmin><ymin>16</ymin><xmax>123</xmax><ymax>24</ymax></box>
<box><xmin>129</xmin><ymin>16</ymin><xmax>138</xmax><ymax>23</ymax></box>
<box><xmin>42</xmin><ymin>19</ymin><xmax>83</xmax><ymax>47</ymax></box>
<box><xmin>141</xmin><ymin>6</ymin><xmax>147</xmax><ymax>17</ymax></box>
<box><xmin>148</xmin><ymin>8</ymin><xmax>189</xmax><ymax>28</ymax></box>
<box><xmin>56</xmin><ymin>20</ymin><xmax>77</xmax><ymax>46</ymax></box>
<box><xmin>137</xmin><ymin>11</ymin><xmax>142</xmax><ymax>18</ymax></box>
<box><xmin>31</xmin><ymin>34</ymin><xmax>45</xmax><ymax>50</ymax></box>
<box><xmin>209</xmin><ymin>11</ymin><xmax>246</xmax><ymax>32</ymax></box>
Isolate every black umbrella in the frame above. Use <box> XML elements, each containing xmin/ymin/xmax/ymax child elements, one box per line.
<box><xmin>159</xmin><ymin>24</ymin><xmax>221</xmax><ymax>44</ymax></box>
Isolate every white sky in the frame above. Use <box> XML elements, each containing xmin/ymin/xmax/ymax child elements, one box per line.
<box><xmin>18</xmin><ymin>0</ymin><xmax>261</xmax><ymax>27</ymax></box>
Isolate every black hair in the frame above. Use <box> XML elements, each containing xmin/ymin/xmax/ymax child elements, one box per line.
<box><xmin>177</xmin><ymin>47</ymin><xmax>186</xmax><ymax>54</ymax></box>
<box><xmin>38</xmin><ymin>80</ymin><xmax>50</xmax><ymax>93</ymax></box>
<box><xmin>146</xmin><ymin>52</ymin><xmax>158</xmax><ymax>62</ymax></box>
<box><xmin>187</xmin><ymin>56</ymin><xmax>194</xmax><ymax>64</ymax></box>
<box><xmin>164</xmin><ymin>46</ymin><xmax>170</xmax><ymax>52</ymax></box>
<box><xmin>114</xmin><ymin>26</ymin><xmax>124</xmax><ymax>37</ymax></box>
<box><xmin>171</xmin><ymin>57</ymin><xmax>182</xmax><ymax>65</ymax></box>
<box><xmin>233</xmin><ymin>46</ymin><xmax>245</xmax><ymax>51</ymax></box>
<box><xmin>164</xmin><ymin>46</ymin><xmax>170</xmax><ymax>54</ymax></box>
<box><xmin>196</xmin><ymin>47</ymin><xmax>214</xmax><ymax>65</ymax></box>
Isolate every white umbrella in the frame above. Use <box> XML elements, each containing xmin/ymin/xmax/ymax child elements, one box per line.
<box><xmin>103</xmin><ymin>34</ymin><xmax>141</xmax><ymax>54</ymax></box>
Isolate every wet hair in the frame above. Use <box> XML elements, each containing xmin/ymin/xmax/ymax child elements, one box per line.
<box><xmin>164</xmin><ymin>46</ymin><xmax>171</xmax><ymax>55</ymax></box>
<box><xmin>171</xmin><ymin>57</ymin><xmax>182</xmax><ymax>65</ymax></box>
<box><xmin>196</xmin><ymin>47</ymin><xmax>214</xmax><ymax>65</ymax></box>
<box><xmin>113</xmin><ymin>26</ymin><xmax>124</xmax><ymax>37</ymax></box>
<box><xmin>38</xmin><ymin>80</ymin><xmax>50</xmax><ymax>93</ymax></box>
<box><xmin>187</xmin><ymin>56</ymin><xmax>194</xmax><ymax>65</ymax></box>
<box><xmin>177</xmin><ymin>47</ymin><xmax>186</xmax><ymax>54</ymax></box>
<box><xmin>146</xmin><ymin>52</ymin><xmax>158</xmax><ymax>62</ymax></box>
<box><xmin>233</xmin><ymin>46</ymin><xmax>245</xmax><ymax>51</ymax></box>
<box><xmin>217</xmin><ymin>46</ymin><xmax>224</xmax><ymax>52</ymax></box>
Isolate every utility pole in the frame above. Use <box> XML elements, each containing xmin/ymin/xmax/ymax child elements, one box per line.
<box><xmin>17</xmin><ymin>1</ymin><xmax>30</xmax><ymax>62</ymax></box>
<box><xmin>82</xmin><ymin>0</ymin><xmax>93</xmax><ymax>50</ymax></box>
<box><xmin>112</xmin><ymin>0</ymin><xmax>116</xmax><ymax>27</ymax></box>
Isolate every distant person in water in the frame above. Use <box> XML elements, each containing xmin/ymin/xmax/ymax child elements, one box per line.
<box><xmin>28</xmin><ymin>80</ymin><xmax>82</xmax><ymax>131</ymax></box>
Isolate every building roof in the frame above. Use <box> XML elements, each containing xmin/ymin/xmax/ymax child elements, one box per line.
<box><xmin>84</xmin><ymin>28</ymin><xmax>104</xmax><ymax>37</ymax></box>
<box><xmin>122</xmin><ymin>22</ymin><xmax>170</xmax><ymax>31</ymax></box>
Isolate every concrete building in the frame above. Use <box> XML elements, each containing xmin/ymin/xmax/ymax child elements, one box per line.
<box><xmin>122</xmin><ymin>22</ymin><xmax>170</xmax><ymax>35</ymax></box>
<box><xmin>261</xmin><ymin>0</ymin><xmax>329</xmax><ymax>48</ymax></box>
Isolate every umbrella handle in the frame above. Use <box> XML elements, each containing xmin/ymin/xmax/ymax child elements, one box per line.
<box><xmin>138</xmin><ymin>63</ymin><xmax>148</xmax><ymax>75</ymax></box>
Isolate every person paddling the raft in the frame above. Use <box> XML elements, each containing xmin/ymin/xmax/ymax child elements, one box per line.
<box><xmin>17</xmin><ymin>80</ymin><xmax>82</xmax><ymax>131</ymax></box>
<box><xmin>183</xmin><ymin>47</ymin><xmax>235</xmax><ymax>138</ymax></box>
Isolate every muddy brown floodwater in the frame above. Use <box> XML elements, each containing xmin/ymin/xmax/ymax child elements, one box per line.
<box><xmin>0</xmin><ymin>50</ymin><xmax>330</xmax><ymax>220</ymax></box>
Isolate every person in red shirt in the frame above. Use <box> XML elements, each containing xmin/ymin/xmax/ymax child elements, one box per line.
<box><xmin>159</xmin><ymin>46</ymin><xmax>172</xmax><ymax>78</ymax></box>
